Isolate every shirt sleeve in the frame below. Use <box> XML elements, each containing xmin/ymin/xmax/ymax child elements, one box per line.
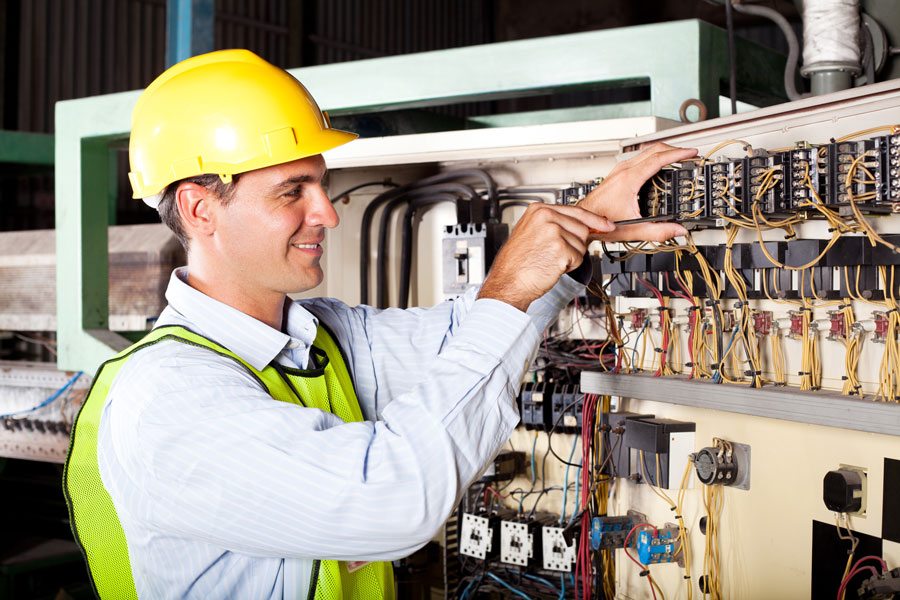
<box><xmin>99</xmin><ymin>298</ymin><xmax>540</xmax><ymax>562</ymax></box>
<box><xmin>301</xmin><ymin>275</ymin><xmax>584</xmax><ymax>419</ymax></box>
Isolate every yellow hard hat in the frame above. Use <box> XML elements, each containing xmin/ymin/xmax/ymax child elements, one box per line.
<box><xmin>128</xmin><ymin>49</ymin><xmax>356</xmax><ymax>200</ymax></box>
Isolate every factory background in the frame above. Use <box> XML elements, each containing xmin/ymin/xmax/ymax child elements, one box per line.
<box><xmin>2</xmin><ymin>1</ymin><xmax>899</xmax><ymax>599</ymax></box>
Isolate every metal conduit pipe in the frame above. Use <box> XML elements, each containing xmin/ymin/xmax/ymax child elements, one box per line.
<box><xmin>799</xmin><ymin>0</ymin><xmax>862</xmax><ymax>94</ymax></box>
<box><xmin>376</xmin><ymin>184</ymin><xmax>477</xmax><ymax>308</ymax></box>
<box><xmin>359</xmin><ymin>170</ymin><xmax>496</xmax><ymax>305</ymax></box>
<box><xmin>397</xmin><ymin>193</ymin><xmax>459</xmax><ymax>310</ymax></box>
<box><xmin>733</xmin><ymin>1</ymin><xmax>805</xmax><ymax>100</ymax></box>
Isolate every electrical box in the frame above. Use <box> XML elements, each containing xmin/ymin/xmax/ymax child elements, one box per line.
<box><xmin>624</xmin><ymin>417</ymin><xmax>696</xmax><ymax>489</ymax></box>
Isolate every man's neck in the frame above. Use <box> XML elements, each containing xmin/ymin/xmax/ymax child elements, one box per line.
<box><xmin>185</xmin><ymin>266</ymin><xmax>286</xmax><ymax>331</ymax></box>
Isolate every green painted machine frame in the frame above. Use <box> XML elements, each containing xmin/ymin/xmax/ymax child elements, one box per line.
<box><xmin>54</xmin><ymin>19</ymin><xmax>787</xmax><ymax>372</ymax></box>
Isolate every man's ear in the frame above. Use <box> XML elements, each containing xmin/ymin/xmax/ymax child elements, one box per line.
<box><xmin>175</xmin><ymin>182</ymin><xmax>217</xmax><ymax>238</ymax></box>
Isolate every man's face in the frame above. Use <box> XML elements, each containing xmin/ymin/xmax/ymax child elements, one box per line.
<box><xmin>210</xmin><ymin>154</ymin><xmax>337</xmax><ymax>295</ymax></box>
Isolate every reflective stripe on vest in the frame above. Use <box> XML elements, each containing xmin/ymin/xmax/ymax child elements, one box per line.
<box><xmin>63</xmin><ymin>324</ymin><xmax>394</xmax><ymax>599</ymax></box>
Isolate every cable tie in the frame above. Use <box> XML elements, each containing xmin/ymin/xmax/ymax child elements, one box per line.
<box><xmin>784</xmin><ymin>234</ymin><xmax>797</xmax><ymax>240</ymax></box>
<box><xmin>800</xmin><ymin>307</ymin><xmax>813</xmax><ymax>312</ymax></box>
<box><xmin>684</xmin><ymin>576</ymin><xmax>692</xmax><ymax>580</ymax></box>
<box><xmin>798</xmin><ymin>371</ymin><xmax>811</xmax><ymax>375</ymax></box>
<box><xmin>685</xmin><ymin>362</ymin><xmax>694</xmax><ymax>367</ymax></box>
<box><xmin>827</xmin><ymin>227</ymin><xmax>837</xmax><ymax>233</ymax></box>
<box><xmin>854</xmin><ymin>384</ymin><xmax>862</xmax><ymax>389</ymax></box>
<box><xmin>689</xmin><ymin>306</ymin><xmax>701</xmax><ymax>311</ymax></box>
<box><xmin>841</xmin><ymin>376</ymin><xmax>849</xmax><ymax>380</ymax></box>
<box><xmin>640</xmin><ymin>570</ymin><xmax>650</xmax><ymax>578</ymax></box>
<box><xmin>706</xmin><ymin>299</ymin><xmax>720</xmax><ymax>307</ymax></box>
<box><xmin>887</xmin><ymin>308</ymin><xmax>899</xmax><ymax>315</ymax></box>
<box><xmin>654</xmin><ymin>347</ymin><xmax>663</xmax><ymax>353</ymax></box>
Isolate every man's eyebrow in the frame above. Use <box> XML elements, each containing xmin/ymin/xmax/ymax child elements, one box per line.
<box><xmin>269</xmin><ymin>171</ymin><xmax>326</xmax><ymax>193</ymax></box>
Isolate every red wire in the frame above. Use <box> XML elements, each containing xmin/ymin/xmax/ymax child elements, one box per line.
<box><xmin>622</xmin><ymin>523</ymin><xmax>659</xmax><ymax>600</ymax></box>
<box><xmin>850</xmin><ymin>555</ymin><xmax>888</xmax><ymax>573</ymax></box>
<box><xmin>664</xmin><ymin>271</ymin><xmax>699</xmax><ymax>378</ymax></box>
<box><xmin>837</xmin><ymin>565</ymin><xmax>879</xmax><ymax>600</ymax></box>
<box><xmin>636</xmin><ymin>277</ymin><xmax>669</xmax><ymax>377</ymax></box>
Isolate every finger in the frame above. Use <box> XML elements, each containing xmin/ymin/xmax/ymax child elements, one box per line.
<box><xmin>597</xmin><ymin>222</ymin><xmax>688</xmax><ymax>243</ymax></box>
<box><xmin>628</xmin><ymin>147</ymin><xmax>698</xmax><ymax>187</ymax></box>
<box><xmin>542</xmin><ymin>204</ymin><xmax>616</xmax><ymax>234</ymax></box>
<box><xmin>557</xmin><ymin>227</ymin><xmax>589</xmax><ymax>258</ymax></box>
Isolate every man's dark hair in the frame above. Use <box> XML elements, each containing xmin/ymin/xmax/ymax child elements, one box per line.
<box><xmin>157</xmin><ymin>174</ymin><xmax>241</xmax><ymax>250</ymax></box>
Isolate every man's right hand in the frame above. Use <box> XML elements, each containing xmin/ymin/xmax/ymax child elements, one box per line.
<box><xmin>477</xmin><ymin>204</ymin><xmax>614</xmax><ymax>312</ymax></box>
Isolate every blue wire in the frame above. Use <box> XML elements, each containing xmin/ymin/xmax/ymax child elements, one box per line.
<box><xmin>559</xmin><ymin>573</ymin><xmax>566</xmax><ymax>600</ymax></box>
<box><xmin>560</xmin><ymin>433</ymin><xmax>580</xmax><ymax>524</ymax></box>
<box><xmin>0</xmin><ymin>371</ymin><xmax>83</xmax><ymax>420</ymax></box>
<box><xmin>460</xmin><ymin>574</ymin><xmax>482</xmax><ymax>600</ymax></box>
<box><xmin>485</xmin><ymin>572</ymin><xmax>534</xmax><ymax>600</ymax></box>
<box><xmin>713</xmin><ymin>329</ymin><xmax>739</xmax><ymax>384</ymax></box>
<box><xmin>632</xmin><ymin>321</ymin><xmax>648</xmax><ymax>369</ymax></box>
<box><xmin>521</xmin><ymin>433</ymin><xmax>539</xmax><ymax>514</ymax></box>
<box><xmin>523</xmin><ymin>572</ymin><xmax>559</xmax><ymax>593</ymax></box>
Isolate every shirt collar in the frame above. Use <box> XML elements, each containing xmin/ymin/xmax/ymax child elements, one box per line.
<box><xmin>162</xmin><ymin>268</ymin><xmax>319</xmax><ymax>371</ymax></box>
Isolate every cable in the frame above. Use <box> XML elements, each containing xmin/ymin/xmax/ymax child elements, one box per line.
<box><xmin>375</xmin><ymin>183</ymin><xmax>476</xmax><ymax>307</ymax></box>
<box><xmin>724</xmin><ymin>0</ymin><xmax>738</xmax><ymax>115</ymax></box>
<box><xmin>0</xmin><ymin>371</ymin><xmax>83</xmax><ymax>419</ymax></box>
<box><xmin>397</xmin><ymin>193</ymin><xmax>458</xmax><ymax>308</ymax></box>
<box><xmin>485</xmin><ymin>572</ymin><xmax>534</xmax><ymax>600</ymax></box>
<box><xmin>358</xmin><ymin>169</ymin><xmax>497</xmax><ymax>305</ymax></box>
<box><xmin>732</xmin><ymin>2</ymin><xmax>803</xmax><ymax>101</ymax></box>
<box><xmin>329</xmin><ymin>180</ymin><xmax>398</xmax><ymax>204</ymax></box>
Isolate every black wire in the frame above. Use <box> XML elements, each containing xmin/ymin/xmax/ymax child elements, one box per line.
<box><xmin>358</xmin><ymin>170</ymin><xmax>497</xmax><ymax>305</ymax></box>
<box><xmin>330</xmin><ymin>180</ymin><xmax>398</xmax><ymax>204</ymax></box>
<box><xmin>546</xmin><ymin>397</ymin><xmax>584</xmax><ymax>468</ymax></box>
<box><xmin>500</xmin><ymin>201</ymin><xmax>533</xmax><ymax>214</ymax></box>
<box><xmin>398</xmin><ymin>193</ymin><xmax>457</xmax><ymax>309</ymax></box>
<box><xmin>724</xmin><ymin>0</ymin><xmax>738</xmax><ymax>115</ymax></box>
<box><xmin>376</xmin><ymin>183</ymin><xmax>476</xmax><ymax>308</ymax></box>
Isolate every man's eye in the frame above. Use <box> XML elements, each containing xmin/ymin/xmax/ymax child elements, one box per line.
<box><xmin>283</xmin><ymin>187</ymin><xmax>303</xmax><ymax>198</ymax></box>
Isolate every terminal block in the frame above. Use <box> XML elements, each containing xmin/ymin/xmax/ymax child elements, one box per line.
<box><xmin>827</xmin><ymin>310</ymin><xmax>848</xmax><ymax>341</ymax></box>
<box><xmin>674</xmin><ymin>162</ymin><xmax>706</xmax><ymax>221</ymax></box>
<box><xmin>873</xmin><ymin>311</ymin><xmax>891</xmax><ymax>344</ymax></box>
<box><xmin>707</xmin><ymin>158</ymin><xmax>747</xmax><ymax>219</ymax></box>
<box><xmin>747</xmin><ymin>152</ymin><xmax>788</xmax><ymax>214</ymax></box>
<box><xmin>788</xmin><ymin>310</ymin><xmax>805</xmax><ymax>340</ymax></box>
<box><xmin>752</xmin><ymin>310</ymin><xmax>773</xmax><ymax>336</ymax></box>
<box><xmin>629</xmin><ymin>307</ymin><xmax>649</xmax><ymax>330</ymax></box>
<box><xmin>541</xmin><ymin>524</ymin><xmax>577</xmax><ymax>572</ymax></box>
<box><xmin>636</xmin><ymin>525</ymin><xmax>682</xmax><ymax>565</ymax></box>
<box><xmin>590</xmin><ymin>510</ymin><xmax>647</xmax><ymax>550</ymax></box>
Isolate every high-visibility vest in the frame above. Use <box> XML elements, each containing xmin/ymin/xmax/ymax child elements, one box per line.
<box><xmin>63</xmin><ymin>324</ymin><xmax>395</xmax><ymax>599</ymax></box>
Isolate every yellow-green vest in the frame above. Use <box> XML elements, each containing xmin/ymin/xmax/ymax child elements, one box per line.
<box><xmin>63</xmin><ymin>324</ymin><xmax>395</xmax><ymax>599</ymax></box>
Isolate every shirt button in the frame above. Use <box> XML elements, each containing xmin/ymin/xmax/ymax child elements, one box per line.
<box><xmin>286</xmin><ymin>339</ymin><xmax>301</xmax><ymax>349</ymax></box>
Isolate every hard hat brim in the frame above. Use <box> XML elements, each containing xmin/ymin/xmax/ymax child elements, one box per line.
<box><xmin>132</xmin><ymin>127</ymin><xmax>357</xmax><ymax>200</ymax></box>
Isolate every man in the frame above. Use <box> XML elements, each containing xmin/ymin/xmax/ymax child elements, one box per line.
<box><xmin>64</xmin><ymin>49</ymin><xmax>693</xmax><ymax>599</ymax></box>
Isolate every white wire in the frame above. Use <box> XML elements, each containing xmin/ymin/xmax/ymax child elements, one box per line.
<box><xmin>802</xmin><ymin>0</ymin><xmax>861</xmax><ymax>66</ymax></box>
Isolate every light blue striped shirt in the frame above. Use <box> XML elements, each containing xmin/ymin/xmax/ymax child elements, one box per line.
<box><xmin>97</xmin><ymin>267</ymin><xmax>583</xmax><ymax>599</ymax></box>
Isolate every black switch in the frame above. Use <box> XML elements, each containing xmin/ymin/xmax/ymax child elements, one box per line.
<box><xmin>823</xmin><ymin>469</ymin><xmax>863</xmax><ymax>513</ymax></box>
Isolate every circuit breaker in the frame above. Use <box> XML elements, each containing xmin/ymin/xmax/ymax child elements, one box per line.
<box><xmin>441</xmin><ymin>223</ymin><xmax>507</xmax><ymax>299</ymax></box>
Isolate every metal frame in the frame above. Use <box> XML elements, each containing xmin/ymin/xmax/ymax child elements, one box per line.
<box><xmin>54</xmin><ymin>19</ymin><xmax>787</xmax><ymax>373</ymax></box>
<box><xmin>580</xmin><ymin>371</ymin><xmax>900</xmax><ymax>437</ymax></box>
<box><xmin>0</xmin><ymin>130</ymin><xmax>53</xmax><ymax>165</ymax></box>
